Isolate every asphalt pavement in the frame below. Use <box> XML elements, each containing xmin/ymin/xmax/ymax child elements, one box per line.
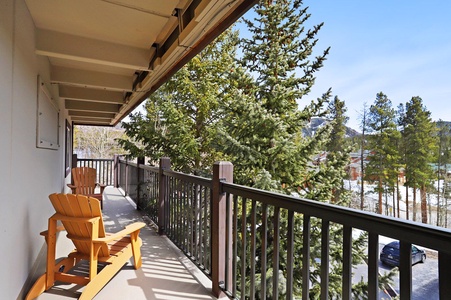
<box><xmin>352</xmin><ymin>243</ymin><xmax>439</xmax><ymax>300</ymax></box>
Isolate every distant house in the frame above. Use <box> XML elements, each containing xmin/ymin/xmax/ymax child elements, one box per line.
<box><xmin>347</xmin><ymin>150</ymin><xmax>370</xmax><ymax>181</ymax></box>
<box><xmin>347</xmin><ymin>150</ymin><xmax>406</xmax><ymax>184</ymax></box>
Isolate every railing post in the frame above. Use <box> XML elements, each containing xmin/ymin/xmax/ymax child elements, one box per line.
<box><xmin>125</xmin><ymin>157</ymin><xmax>129</xmax><ymax>196</ymax></box>
<box><xmin>71</xmin><ymin>154</ymin><xmax>78</xmax><ymax>184</ymax></box>
<box><xmin>72</xmin><ymin>154</ymin><xmax>78</xmax><ymax>169</ymax></box>
<box><xmin>158</xmin><ymin>157</ymin><xmax>171</xmax><ymax>235</ymax></box>
<box><xmin>439</xmin><ymin>251</ymin><xmax>451</xmax><ymax>298</ymax></box>
<box><xmin>212</xmin><ymin>161</ymin><xmax>233</xmax><ymax>298</ymax></box>
<box><xmin>113</xmin><ymin>155</ymin><xmax>120</xmax><ymax>188</ymax></box>
<box><xmin>137</xmin><ymin>157</ymin><xmax>145</xmax><ymax>209</ymax></box>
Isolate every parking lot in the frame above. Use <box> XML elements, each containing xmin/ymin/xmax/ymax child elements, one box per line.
<box><xmin>352</xmin><ymin>243</ymin><xmax>438</xmax><ymax>299</ymax></box>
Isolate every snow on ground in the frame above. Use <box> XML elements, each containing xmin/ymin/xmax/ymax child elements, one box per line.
<box><xmin>346</xmin><ymin>180</ymin><xmax>445</xmax><ymax>252</ymax></box>
<box><xmin>344</xmin><ymin>179</ymin><xmax>447</xmax><ymax>216</ymax></box>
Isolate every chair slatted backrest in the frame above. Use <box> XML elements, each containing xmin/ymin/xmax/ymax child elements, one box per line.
<box><xmin>49</xmin><ymin>193</ymin><xmax>109</xmax><ymax>257</ymax></box>
<box><xmin>72</xmin><ymin>167</ymin><xmax>97</xmax><ymax>195</ymax></box>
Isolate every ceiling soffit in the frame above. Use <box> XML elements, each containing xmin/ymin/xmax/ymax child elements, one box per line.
<box><xmin>25</xmin><ymin>0</ymin><xmax>257</xmax><ymax>126</ymax></box>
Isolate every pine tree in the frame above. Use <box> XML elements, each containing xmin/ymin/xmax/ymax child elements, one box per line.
<box><xmin>220</xmin><ymin>1</ymin><xmax>367</xmax><ymax>298</ymax></box>
<box><xmin>397</xmin><ymin>103</ymin><xmax>410</xmax><ymax>219</ymax></box>
<box><xmin>324</xmin><ymin>96</ymin><xmax>351</xmax><ymax>203</ymax></box>
<box><xmin>435</xmin><ymin>120</ymin><xmax>451</xmax><ymax>226</ymax></box>
<box><xmin>119</xmin><ymin>29</ymin><xmax>240</xmax><ymax>175</ymax></box>
<box><xmin>401</xmin><ymin>97</ymin><xmax>437</xmax><ymax>223</ymax></box>
<box><xmin>221</xmin><ymin>0</ymin><xmax>331</xmax><ymax>192</ymax></box>
<box><xmin>357</xmin><ymin>103</ymin><xmax>369</xmax><ymax>210</ymax></box>
<box><xmin>365</xmin><ymin>92</ymin><xmax>400</xmax><ymax>215</ymax></box>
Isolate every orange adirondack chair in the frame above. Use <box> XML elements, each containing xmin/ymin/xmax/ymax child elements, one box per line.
<box><xmin>26</xmin><ymin>194</ymin><xmax>145</xmax><ymax>300</ymax></box>
<box><xmin>68</xmin><ymin>167</ymin><xmax>106</xmax><ymax>208</ymax></box>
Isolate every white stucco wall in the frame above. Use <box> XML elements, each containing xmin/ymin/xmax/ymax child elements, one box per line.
<box><xmin>0</xmin><ymin>1</ymin><xmax>71</xmax><ymax>298</ymax></box>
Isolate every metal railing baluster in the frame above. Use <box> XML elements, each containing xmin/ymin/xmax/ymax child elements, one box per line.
<box><xmin>286</xmin><ymin>210</ymin><xmax>294</xmax><ymax>300</ymax></box>
<box><xmin>273</xmin><ymin>207</ymin><xmax>280</xmax><ymax>300</ymax></box>
<box><xmin>368</xmin><ymin>233</ymin><xmax>379</xmax><ymax>300</ymax></box>
<box><xmin>321</xmin><ymin>220</ymin><xmax>330</xmax><ymax>300</ymax></box>
<box><xmin>302</xmin><ymin>214</ymin><xmax>311</xmax><ymax>300</ymax></box>
<box><xmin>249</xmin><ymin>200</ymin><xmax>257</xmax><ymax>300</ymax></box>
<box><xmin>342</xmin><ymin>225</ymin><xmax>352</xmax><ymax>300</ymax></box>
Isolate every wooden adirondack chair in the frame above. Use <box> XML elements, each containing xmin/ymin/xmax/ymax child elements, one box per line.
<box><xmin>68</xmin><ymin>167</ymin><xmax>106</xmax><ymax>208</ymax></box>
<box><xmin>26</xmin><ymin>194</ymin><xmax>145</xmax><ymax>300</ymax></box>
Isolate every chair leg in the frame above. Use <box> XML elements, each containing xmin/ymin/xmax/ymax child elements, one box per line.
<box><xmin>25</xmin><ymin>257</ymin><xmax>76</xmax><ymax>300</ymax></box>
<box><xmin>25</xmin><ymin>274</ymin><xmax>46</xmax><ymax>300</ymax></box>
<box><xmin>130</xmin><ymin>233</ymin><xmax>142</xmax><ymax>269</ymax></box>
<box><xmin>80</xmin><ymin>246</ymin><xmax>134</xmax><ymax>300</ymax></box>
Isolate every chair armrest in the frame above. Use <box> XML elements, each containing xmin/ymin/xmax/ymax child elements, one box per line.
<box><xmin>96</xmin><ymin>183</ymin><xmax>107</xmax><ymax>193</ymax></box>
<box><xmin>93</xmin><ymin>222</ymin><xmax>146</xmax><ymax>243</ymax></box>
<box><xmin>40</xmin><ymin>226</ymin><xmax>65</xmax><ymax>237</ymax></box>
<box><xmin>67</xmin><ymin>184</ymin><xmax>76</xmax><ymax>193</ymax></box>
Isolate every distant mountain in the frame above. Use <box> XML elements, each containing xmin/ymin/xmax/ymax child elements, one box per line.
<box><xmin>303</xmin><ymin>117</ymin><xmax>360</xmax><ymax>138</ymax></box>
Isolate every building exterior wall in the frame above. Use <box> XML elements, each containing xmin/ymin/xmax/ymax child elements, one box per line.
<box><xmin>0</xmin><ymin>1</ymin><xmax>72</xmax><ymax>298</ymax></box>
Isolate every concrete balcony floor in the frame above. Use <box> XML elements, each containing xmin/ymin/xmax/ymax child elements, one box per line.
<box><xmin>36</xmin><ymin>187</ymin><xmax>217</xmax><ymax>300</ymax></box>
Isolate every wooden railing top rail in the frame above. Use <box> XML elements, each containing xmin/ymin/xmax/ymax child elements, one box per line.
<box><xmin>118</xmin><ymin>158</ymin><xmax>212</xmax><ymax>187</ymax></box>
<box><xmin>162</xmin><ymin>169</ymin><xmax>212</xmax><ymax>187</ymax></box>
<box><xmin>118</xmin><ymin>159</ymin><xmax>158</xmax><ymax>172</ymax></box>
<box><xmin>222</xmin><ymin>182</ymin><xmax>451</xmax><ymax>255</ymax></box>
<box><xmin>77</xmin><ymin>158</ymin><xmax>114</xmax><ymax>162</ymax></box>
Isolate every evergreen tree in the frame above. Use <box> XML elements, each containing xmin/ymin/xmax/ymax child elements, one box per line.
<box><xmin>401</xmin><ymin>97</ymin><xmax>437</xmax><ymax>223</ymax></box>
<box><xmin>324</xmin><ymin>96</ymin><xmax>351</xmax><ymax>203</ymax></box>
<box><xmin>365</xmin><ymin>92</ymin><xmax>401</xmax><ymax>215</ymax></box>
<box><xmin>119</xmin><ymin>29</ymin><xmax>240</xmax><ymax>175</ymax></box>
<box><xmin>397</xmin><ymin>103</ymin><xmax>410</xmax><ymax>219</ymax></box>
<box><xmin>220</xmin><ymin>1</ymin><xmax>367</xmax><ymax>298</ymax></box>
<box><xmin>357</xmin><ymin>103</ymin><xmax>369</xmax><ymax>210</ymax></box>
<box><xmin>221</xmin><ymin>0</ymin><xmax>331</xmax><ymax>192</ymax></box>
<box><xmin>435</xmin><ymin>120</ymin><xmax>451</xmax><ymax>226</ymax></box>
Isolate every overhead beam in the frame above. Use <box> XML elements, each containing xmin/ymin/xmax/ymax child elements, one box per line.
<box><xmin>36</xmin><ymin>29</ymin><xmax>153</xmax><ymax>71</ymax></box>
<box><xmin>51</xmin><ymin>66</ymin><xmax>134</xmax><ymax>91</ymax></box>
<box><xmin>59</xmin><ymin>86</ymin><xmax>124</xmax><ymax>104</ymax></box>
<box><xmin>65</xmin><ymin>99</ymin><xmax>121</xmax><ymax>113</ymax></box>
<box><xmin>68</xmin><ymin>110</ymin><xmax>116</xmax><ymax>119</ymax></box>
<box><xmin>113</xmin><ymin>0</ymin><xmax>258</xmax><ymax>125</ymax></box>
<box><xmin>71</xmin><ymin>116</ymin><xmax>113</xmax><ymax>123</ymax></box>
<box><xmin>73</xmin><ymin>119</ymin><xmax>112</xmax><ymax>126</ymax></box>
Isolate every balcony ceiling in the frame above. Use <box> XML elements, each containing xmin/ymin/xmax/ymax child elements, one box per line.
<box><xmin>25</xmin><ymin>0</ymin><xmax>256</xmax><ymax>126</ymax></box>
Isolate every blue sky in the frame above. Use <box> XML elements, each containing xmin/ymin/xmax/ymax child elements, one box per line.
<box><xmin>240</xmin><ymin>1</ymin><xmax>451</xmax><ymax>130</ymax></box>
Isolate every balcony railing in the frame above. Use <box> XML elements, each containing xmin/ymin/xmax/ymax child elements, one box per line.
<box><xmin>113</xmin><ymin>157</ymin><xmax>451</xmax><ymax>299</ymax></box>
<box><xmin>73</xmin><ymin>154</ymin><xmax>114</xmax><ymax>186</ymax></box>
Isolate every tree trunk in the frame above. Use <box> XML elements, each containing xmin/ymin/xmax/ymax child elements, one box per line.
<box><xmin>396</xmin><ymin>180</ymin><xmax>400</xmax><ymax>218</ymax></box>
<box><xmin>437</xmin><ymin>174</ymin><xmax>441</xmax><ymax>226</ymax></box>
<box><xmin>378</xmin><ymin>178</ymin><xmax>383</xmax><ymax>214</ymax></box>
<box><xmin>360</xmin><ymin>149</ymin><xmax>365</xmax><ymax>210</ymax></box>
<box><xmin>413</xmin><ymin>184</ymin><xmax>417</xmax><ymax>222</ymax></box>
<box><xmin>393</xmin><ymin>189</ymin><xmax>396</xmax><ymax>217</ymax></box>
<box><xmin>446</xmin><ymin>194</ymin><xmax>449</xmax><ymax>228</ymax></box>
<box><xmin>385</xmin><ymin>188</ymin><xmax>388</xmax><ymax>215</ymax></box>
<box><xmin>421</xmin><ymin>184</ymin><xmax>427</xmax><ymax>224</ymax></box>
<box><xmin>405</xmin><ymin>185</ymin><xmax>409</xmax><ymax>220</ymax></box>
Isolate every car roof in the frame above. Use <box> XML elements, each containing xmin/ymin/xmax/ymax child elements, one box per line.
<box><xmin>385</xmin><ymin>241</ymin><xmax>400</xmax><ymax>248</ymax></box>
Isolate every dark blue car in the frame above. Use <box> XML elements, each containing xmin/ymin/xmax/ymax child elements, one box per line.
<box><xmin>380</xmin><ymin>241</ymin><xmax>426</xmax><ymax>267</ymax></box>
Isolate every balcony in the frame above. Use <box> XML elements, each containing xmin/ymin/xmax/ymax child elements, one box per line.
<box><xmin>35</xmin><ymin>186</ymin><xmax>215</xmax><ymax>300</ymax></box>
<box><xmin>37</xmin><ymin>156</ymin><xmax>451</xmax><ymax>299</ymax></box>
